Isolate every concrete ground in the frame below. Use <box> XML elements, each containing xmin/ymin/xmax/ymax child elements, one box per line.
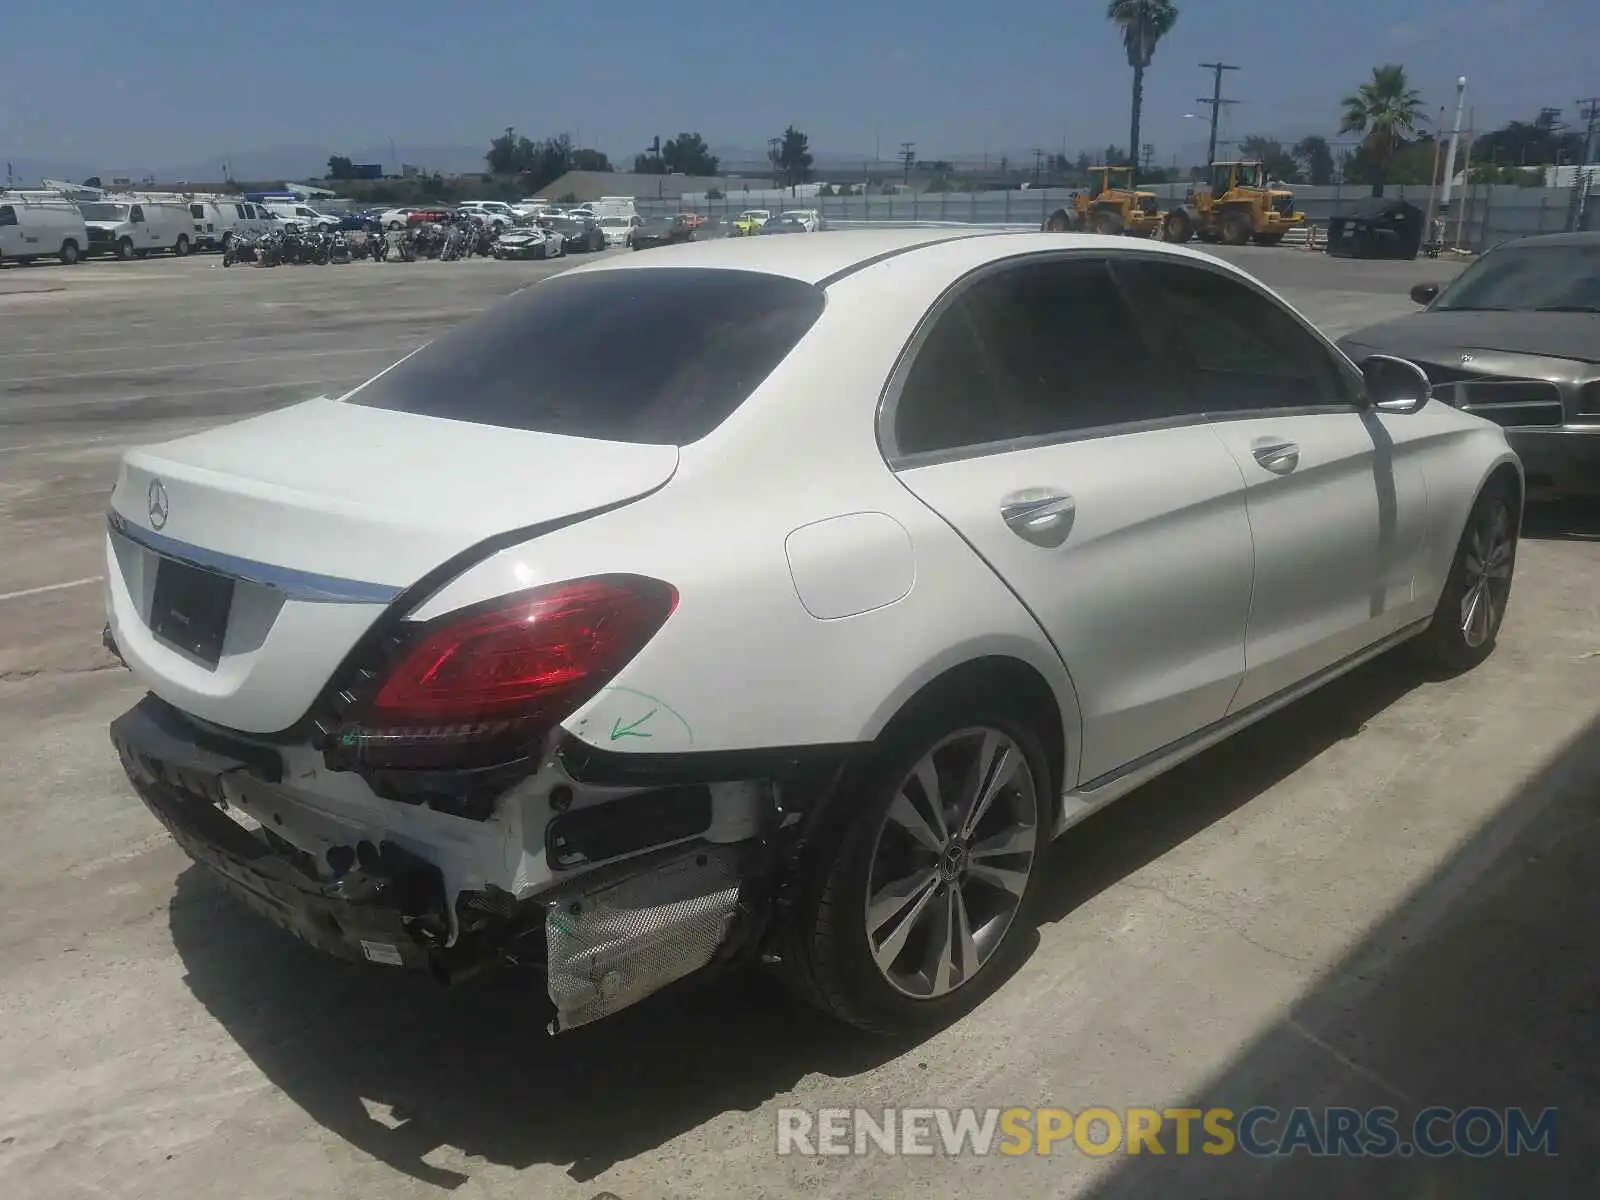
<box><xmin>1</xmin><ymin>245</ymin><xmax>1597</xmax><ymax>1200</ymax></box>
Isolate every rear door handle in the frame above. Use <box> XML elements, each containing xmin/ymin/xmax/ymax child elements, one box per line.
<box><xmin>1250</xmin><ymin>437</ymin><xmax>1300</xmax><ymax>474</ymax></box>
<box><xmin>1000</xmin><ymin>488</ymin><xmax>1076</xmax><ymax>548</ymax></box>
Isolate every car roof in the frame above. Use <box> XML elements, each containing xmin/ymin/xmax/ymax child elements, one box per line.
<box><xmin>1497</xmin><ymin>231</ymin><xmax>1600</xmax><ymax>249</ymax></box>
<box><xmin>558</xmin><ymin>227</ymin><xmax>1243</xmax><ymax>287</ymax></box>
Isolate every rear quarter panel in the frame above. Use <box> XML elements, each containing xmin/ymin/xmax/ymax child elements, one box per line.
<box><xmin>406</xmin><ymin>276</ymin><xmax>1083</xmax><ymax>772</ymax></box>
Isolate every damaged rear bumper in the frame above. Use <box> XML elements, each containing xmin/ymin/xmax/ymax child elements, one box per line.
<box><xmin>110</xmin><ymin>694</ymin><xmax>792</xmax><ymax>1031</ymax></box>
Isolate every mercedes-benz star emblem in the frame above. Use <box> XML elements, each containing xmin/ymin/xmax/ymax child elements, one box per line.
<box><xmin>147</xmin><ymin>479</ymin><xmax>169</xmax><ymax>530</ymax></box>
<box><xmin>1460</xmin><ymin>352</ymin><xmax>1476</xmax><ymax>366</ymax></box>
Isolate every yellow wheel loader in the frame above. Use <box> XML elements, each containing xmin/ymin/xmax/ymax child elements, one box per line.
<box><xmin>1161</xmin><ymin>160</ymin><xmax>1305</xmax><ymax>247</ymax></box>
<box><xmin>1042</xmin><ymin>166</ymin><xmax>1162</xmax><ymax>237</ymax></box>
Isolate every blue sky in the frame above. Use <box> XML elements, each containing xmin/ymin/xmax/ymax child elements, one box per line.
<box><xmin>3</xmin><ymin>0</ymin><xmax>1597</xmax><ymax>173</ymax></box>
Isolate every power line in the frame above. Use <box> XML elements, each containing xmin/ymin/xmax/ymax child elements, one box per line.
<box><xmin>1197</xmin><ymin>61</ymin><xmax>1240</xmax><ymax>167</ymax></box>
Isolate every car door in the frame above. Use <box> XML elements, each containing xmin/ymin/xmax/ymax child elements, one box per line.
<box><xmin>128</xmin><ymin>204</ymin><xmax>152</xmax><ymax>246</ymax></box>
<box><xmin>883</xmin><ymin>255</ymin><xmax>1257</xmax><ymax>785</ymax></box>
<box><xmin>1114</xmin><ymin>257</ymin><xmax>1427</xmax><ymax>712</ymax></box>
<box><xmin>0</xmin><ymin>204</ymin><xmax>20</xmax><ymax>257</ymax></box>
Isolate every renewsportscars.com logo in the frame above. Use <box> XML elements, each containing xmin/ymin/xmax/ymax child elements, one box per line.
<box><xmin>776</xmin><ymin>1106</ymin><xmax>1559</xmax><ymax>1158</ymax></box>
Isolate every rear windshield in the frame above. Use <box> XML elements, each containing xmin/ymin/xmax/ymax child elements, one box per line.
<box><xmin>345</xmin><ymin>268</ymin><xmax>825</xmax><ymax>444</ymax></box>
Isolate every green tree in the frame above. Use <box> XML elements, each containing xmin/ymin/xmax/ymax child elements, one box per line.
<box><xmin>663</xmin><ymin>132</ymin><xmax>720</xmax><ymax>176</ymax></box>
<box><xmin>1471</xmin><ymin>111</ymin><xmax>1584</xmax><ymax>169</ymax></box>
<box><xmin>487</xmin><ymin>127</ymin><xmax>520</xmax><ymax>175</ymax></box>
<box><xmin>777</xmin><ymin>125</ymin><xmax>813</xmax><ymax>192</ymax></box>
<box><xmin>1338</xmin><ymin>64</ymin><xmax>1427</xmax><ymax>195</ymax></box>
<box><xmin>1238</xmin><ymin>136</ymin><xmax>1301</xmax><ymax>184</ymax></box>
<box><xmin>1293</xmin><ymin>135</ymin><xmax>1336</xmax><ymax>185</ymax></box>
<box><xmin>326</xmin><ymin>155</ymin><xmax>355</xmax><ymax>180</ymax></box>
<box><xmin>1106</xmin><ymin>0</ymin><xmax>1179</xmax><ymax>186</ymax></box>
<box><xmin>570</xmin><ymin>148</ymin><xmax>613</xmax><ymax>172</ymax></box>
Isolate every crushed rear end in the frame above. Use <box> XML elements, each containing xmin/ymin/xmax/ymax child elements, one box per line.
<box><xmin>105</xmin><ymin>265</ymin><xmax>839</xmax><ymax>1031</ymax></box>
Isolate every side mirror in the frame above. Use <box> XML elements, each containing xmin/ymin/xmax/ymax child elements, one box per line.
<box><xmin>1409</xmin><ymin>282</ymin><xmax>1440</xmax><ymax>306</ymax></box>
<box><xmin>1362</xmin><ymin>354</ymin><xmax>1432</xmax><ymax>414</ymax></box>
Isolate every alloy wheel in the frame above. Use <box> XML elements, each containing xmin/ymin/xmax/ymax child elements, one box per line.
<box><xmin>1460</xmin><ymin>499</ymin><xmax>1514</xmax><ymax>648</ymax></box>
<box><xmin>864</xmin><ymin>726</ymin><xmax>1039</xmax><ymax>999</ymax></box>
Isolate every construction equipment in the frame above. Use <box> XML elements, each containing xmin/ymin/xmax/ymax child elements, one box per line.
<box><xmin>1161</xmin><ymin>160</ymin><xmax>1305</xmax><ymax>247</ymax></box>
<box><xmin>1041</xmin><ymin>166</ymin><xmax>1162</xmax><ymax>237</ymax></box>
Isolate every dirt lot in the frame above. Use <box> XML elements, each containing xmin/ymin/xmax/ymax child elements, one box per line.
<box><xmin>1</xmin><ymin>246</ymin><xmax>1596</xmax><ymax>1200</ymax></box>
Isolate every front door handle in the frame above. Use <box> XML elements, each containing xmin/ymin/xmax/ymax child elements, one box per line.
<box><xmin>1000</xmin><ymin>488</ymin><xmax>1076</xmax><ymax>548</ymax></box>
<box><xmin>1251</xmin><ymin>437</ymin><xmax>1300</xmax><ymax>474</ymax></box>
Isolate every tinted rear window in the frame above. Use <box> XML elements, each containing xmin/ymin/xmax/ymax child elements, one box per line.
<box><xmin>345</xmin><ymin>268</ymin><xmax>826</xmax><ymax>444</ymax></box>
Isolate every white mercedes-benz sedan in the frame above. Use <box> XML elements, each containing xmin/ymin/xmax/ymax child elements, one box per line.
<box><xmin>104</xmin><ymin>230</ymin><xmax>1521</xmax><ymax>1035</ymax></box>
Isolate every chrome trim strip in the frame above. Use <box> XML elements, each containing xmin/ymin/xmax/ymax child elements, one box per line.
<box><xmin>107</xmin><ymin>512</ymin><xmax>402</xmax><ymax>605</ymax></box>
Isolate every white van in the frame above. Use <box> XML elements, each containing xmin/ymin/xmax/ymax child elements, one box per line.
<box><xmin>0</xmin><ymin>192</ymin><xmax>90</xmax><ymax>265</ymax></box>
<box><xmin>264</xmin><ymin>202</ymin><xmax>338</xmax><ymax>232</ymax></box>
<box><xmin>79</xmin><ymin>199</ymin><xmax>196</xmax><ymax>258</ymax></box>
<box><xmin>188</xmin><ymin>198</ymin><xmax>273</xmax><ymax>251</ymax></box>
<box><xmin>592</xmin><ymin>195</ymin><xmax>639</xmax><ymax>221</ymax></box>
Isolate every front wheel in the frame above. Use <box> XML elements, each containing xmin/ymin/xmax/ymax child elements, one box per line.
<box><xmin>1411</xmin><ymin>481</ymin><xmax>1518</xmax><ymax>673</ymax></box>
<box><xmin>1163</xmin><ymin>209</ymin><xmax>1194</xmax><ymax>244</ymax></box>
<box><xmin>1220</xmin><ymin>212</ymin><xmax>1253</xmax><ymax>246</ymax></box>
<box><xmin>775</xmin><ymin>702</ymin><xmax>1048</xmax><ymax>1033</ymax></box>
<box><xmin>116</xmin><ymin>238</ymin><xmax>135</xmax><ymax>261</ymax></box>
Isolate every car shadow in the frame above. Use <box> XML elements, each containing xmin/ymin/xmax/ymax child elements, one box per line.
<box><xmin>167</xmin><ymin>869</ymin><xmax>912</xmax><ymax>1189</ymax></box>
<box><xmin>168</xmin><ymin>652</ymin><xmax>1430</xmax><ymax>1191</ymax></box>
<box><xmin>1078</xmin><ymin>709</ymin><xmax>1600</xmax><ymax>1198</ymax></box>
<box><xmin>1034</xmin><ymin>651</ymin><xmax>1426</xmax><ymax>927</ymax></box>
<box><xmin>1522</xmin><ymin>497</ymin><xmax>1600</xmax><ymax>542</ymax></box>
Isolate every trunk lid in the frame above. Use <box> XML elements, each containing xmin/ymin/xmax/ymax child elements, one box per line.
<box><xmin>106</xmin><ymin>398</ymin><xmax>678</xmax><ymax>733</ymax></box>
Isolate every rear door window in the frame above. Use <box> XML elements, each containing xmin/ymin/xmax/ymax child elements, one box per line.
<box><xmin>1114</xmin><ymin>259</ymin><xmax>1356</xmax><ymax>412</ymax></box>
<box><xmin>0</xmin><ymin>206</ymin><xmax>16</xmax><ymax>227</ymax></box>
<box><xmin>891</xmin><ymin>257</ymin><xmax>1192</xmax><ymax>458</ymax></box>
<box><xmin>345</xmin><ymin>268</ymin><xmax>826</xmax><ymax>444</ymax></box>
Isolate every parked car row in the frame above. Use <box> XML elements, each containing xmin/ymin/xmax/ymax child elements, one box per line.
<box><xmin>0</xmin><ymin>188</ymin><xmax>350</xmax><ymax>264</ymax></box>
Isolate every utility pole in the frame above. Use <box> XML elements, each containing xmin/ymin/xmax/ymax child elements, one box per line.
<box><xmin>1439</xmin><ymin>77</ymin><xmax>1468</xmax><ymax>217</ymax></box>
<box><xmin>767</xmin><ymin>136</ymin><xmax>782</xmax><ymax>190</ymax></box>
<box><xmin>1197</xmin><ymin>62</ymin><xmax>1240</xmax><ymax>167</ymax></box>
<box><xmin>1032</xmin><ymin>148</ymin><xmax>1045</xmax><ymax>184</ymax></box>
<box><xmin>1578</xmin><ymin>97</ymin><xmax>1600</xmax><ymax>165</ymax></box>
<box><xmin>901</xmin><ymin>142</ymin><xmax>916</xmax><ymax>185</ymax></box>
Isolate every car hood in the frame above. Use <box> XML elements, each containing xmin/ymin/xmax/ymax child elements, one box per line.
<box><xmin>1340</xmin><ymin>310</ymin><xmax>1600</xmax><ymax>371</ymax></box>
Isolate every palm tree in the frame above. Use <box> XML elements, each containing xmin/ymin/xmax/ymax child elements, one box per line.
<box><xmin>1106</xmin><ymin>0</ymin><xmax>1180</xmax><ymax>185</ymax></box>
<box><xmin>1338</xmin><ymin>64</ymin><xmax>1427</xmax><ymax>195</ymax></box>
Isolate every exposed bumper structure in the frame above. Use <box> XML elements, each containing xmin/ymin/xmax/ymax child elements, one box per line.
<box><xmin>110</xmin><ymin>693</ymin><xmax>790</xmax><ymax>1029</ymax></box>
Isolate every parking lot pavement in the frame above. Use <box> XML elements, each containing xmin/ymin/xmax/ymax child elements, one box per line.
<box><xmin>2</xmin><ymin>248</ymin><xmax>1597</xmax><ymax>1200</ymax></box>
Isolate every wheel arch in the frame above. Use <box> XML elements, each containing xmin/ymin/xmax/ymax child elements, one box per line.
<box><xmin>859</xmin><ymin>649</ymin><xmax>1080</xmax><ymax>809</ymax></box>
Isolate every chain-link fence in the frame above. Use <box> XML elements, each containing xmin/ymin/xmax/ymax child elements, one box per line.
<box><xmin>634</xmin><ymin>177</ymin><xmax>1596</xmax><ymax>252</ymax></box>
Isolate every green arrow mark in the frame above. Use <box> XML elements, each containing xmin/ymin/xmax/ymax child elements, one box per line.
<box><xmin>609</xmin><ymin>709</ymin><xmax>657</xmax><ymax>741</ymax></box>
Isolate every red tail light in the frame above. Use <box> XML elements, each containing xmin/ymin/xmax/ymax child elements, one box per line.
<box><xmin>343</xmin><ymin>575</ymin><xmax>677</xmax><ymax>771</ymax></box>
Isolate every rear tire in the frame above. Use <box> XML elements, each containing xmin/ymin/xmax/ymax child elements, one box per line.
<box><xmin>1411</xmin><ymin>479</ymin><xmax>1518</xmax><ymax>674</ymax></box>
<box><xmin>173</xmin><ymin>235</ymin><xmax>190</xmax><ymax>257</ymax></box>
<box><xmin>774</xmin><ymin>697</ymin><xmax>1049</xmax><ymax>1034</ymax></box>
<box><xmin>59</xmin><ymin>240</ymin><xmax>81</xmax><ymax>265</ymax></box>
